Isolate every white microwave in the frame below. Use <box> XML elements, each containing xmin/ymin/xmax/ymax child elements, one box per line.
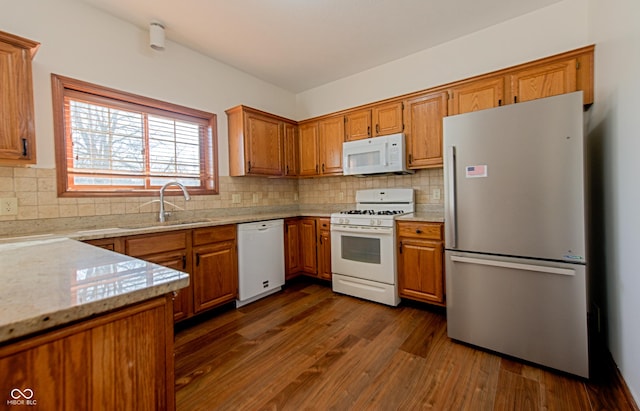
<box><xmin>342</xmin><ymin>133</ymin><xmax>411</xmax><ymax>176</ymax></box>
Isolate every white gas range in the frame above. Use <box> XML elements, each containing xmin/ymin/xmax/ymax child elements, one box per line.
<box><xmin>330</xmin><ymin>188</ymin><xmax>415</xmax><ymax>306</ymax></box>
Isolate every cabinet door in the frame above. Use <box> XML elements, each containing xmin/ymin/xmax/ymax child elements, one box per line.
<box><xmin>0</xmin><ymin>33</ymin><xmax>38</xmax><ymax>165</ymax></box>
<box><xmin>318</xmin><ymin>116</ymin><xmax>344</xmax><ymax>175</ymax></box>
<box><xmin>283</xmin><ymin>122</ymin><xmax>299</xmax><ymax>176</ymax></box>
<box><xmin>449</xmin><ymin>76</ymin><xmax>505</xmax><ymax>115</ymax></box>
<box><xmin>298</xmin><ymin>122</ymin><xmax>319</xmax><ymax>176</ymax></box>
<box><xmin>145</xmin><ymin>251</ymin><xmax>190</xmax><ymax>322</ymax></box>
<box><xmin>300</xmin><ymin>218</ymin><xmax>318</xmax><ymax>275</ymax></box>
<box><xmin>345</xmin><ymin>109</ymin><xmax>371</xmax><ymax>141</ymax></box>
<box><xmin>317</xmin><ymin>219</ymin><xmax>332</xmax><ymax>280</ymax></box>
<box><xmin>404</xmin><ymin>91</ymin><xmax>448</xmax><ymax>169</ymax></box>
<box><xmin>284</xmin><ymin>218</ymin><xmax>302</xmax><ymax>279</ymax></box>
<box><xmin>245</xmin><ymin>112</ymin><xmax>283</xmax><ymax>176</ymax></box>
<box><xmin>397</xmin><ymin>238</ymin><xmax>444</xmax><ymax>305</ymax></box>
<box><xmin>192</xmin><ymin>240</ymin><xmax>238</xmax><ymax>313</ymax></box>
<box><xmin>0</xmin><ymin>297</ymin><xmax>174</xmax><ymax>411</ymax></box>
<box><xmin>373</xmin><ymin>101</ymin><xmax>403</xmax><ymax>136</ymax></box>
<box><xmin>509</xmin><ymin>58</ymin><xmax>577</xmax><ymax>104</ymax></box>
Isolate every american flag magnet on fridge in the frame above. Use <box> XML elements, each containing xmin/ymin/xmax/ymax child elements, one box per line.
<box><xmin>465</xmin><ymin>165</ymin><xmax>488</xmax><ymax>178</ymax></box>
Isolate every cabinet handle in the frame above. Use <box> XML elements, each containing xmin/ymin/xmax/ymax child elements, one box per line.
<box><xmin>399</xmin><ymin>241</ymin><xmax>403</xmax><ymax>254</ymax></box>
<box><xmin>408</xmin><ymin>153</ymin><xmax>412</xmax><ymax>164</ymax></box>
<box><xmin>319</xmin><ymin>235</ymin><xmax>323</xmax><ymax>245</ymax></box>
<box><xmin>182</xmin><ymin>255</ymin><xmax>187</xmax><ymax>269</ymax></box>
<box><xmin>376</xmin><ymin>124</ymin><xmax>380</xmax><ymax>134</ymax></box>
<box><xmin>316</xmin><ymin>164</ymin><xmax>319</xmax><ymax>173</ymax></box>
<box><xmin>514</xmin><ymin>96</ymin><xmax>518</xmax><ymax>104</ymax></box>
<box><xmin>322</xmin><ymin>163</ymin><xmax>325</xmax><ymax>173</ymax></box>
<box><xmin>248</xmin><ymin>161</ymin><xmax>252</xmax><ymax>172</ymax></box>
<box><xmin>21</xmin><ymin>138</ymin><xmax>28</xmax><ymax>157</ymax></box>
<box><xmin>195</xmin><ymin>253</ymin><xmax>200</xmax><ymax>266</ymax></box>
<box><xmin>367</xmin><ymin>126</ymin><xmax>370</xmax><ymax>136</ymax></box>
<box><xmin>415</xmin><ymin>229</ymin><xmax>422</xmax><ymax>234</ymax></box>
<box><xmin>286</xmin><ymin>165</ymin><xmax>289</xmax><ymax>174</ymax></box>
<box><xmin>498</xmin><ymin>99</ymin><xmax>502</xmax><ymax>106</ymax></box>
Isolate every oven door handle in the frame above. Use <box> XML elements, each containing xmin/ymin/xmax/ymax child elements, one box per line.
<box><xmin>331</xmin><ymin>225</ymin><xmax>393</xmax><ymax>235</ymax></box>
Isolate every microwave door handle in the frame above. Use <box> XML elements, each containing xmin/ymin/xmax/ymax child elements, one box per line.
<box><xmin>381</xmin><ymin>142</ymin><xmax>388</xmax><ymax>166</ymax></box>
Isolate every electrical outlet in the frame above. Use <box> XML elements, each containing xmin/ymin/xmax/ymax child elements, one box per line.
<box><xmin>0</xmin><ymin>197</ymin><xmax>18</xmax><ymax>216</ymax></box>
<box><xmin>432</xmin><ymin>188</ymin><xmax>441</xmax><ymax>200</ymax></box>
<box><xmin>231</xmin><ymin>194</ymin><xmax>241</xmax><ymax>204</ymax></box>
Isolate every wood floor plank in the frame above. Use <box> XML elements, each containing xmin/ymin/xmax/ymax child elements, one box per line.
<box><xmin>173</xmin><ymin>278</ymin><xmax>638</xmax><ymax>411</ymax></box>
<box><xmin>494</xmin><ymin>368</ymin><xmax>541</xmax><ymax>411</ymax></box>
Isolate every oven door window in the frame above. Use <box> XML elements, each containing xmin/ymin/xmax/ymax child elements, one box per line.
<box><xmin>341</xmin><ymin>235</ymin><xmax>381</xmax><ymax>264</ymax></box>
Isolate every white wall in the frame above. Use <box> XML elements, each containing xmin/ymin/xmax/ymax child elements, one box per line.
<box><xmin>295</xmin><ymin>0</ymin><xmax>589</xmax><ymax>119</ymax></box>
<box><xmin>0</xmin><ymin>0</ymin><xmax>297</xmax><ymax>175</ymax></box>
<box><xmin>587</xmin><ymin>0</ymin><xmax>640</xmax><ymax>404</ymax></box>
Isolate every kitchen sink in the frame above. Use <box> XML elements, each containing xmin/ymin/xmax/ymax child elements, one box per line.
<box><xmin>117</xmin><ymin>218</ymin><xmax>222</xmax><ymax>230</ymax></box>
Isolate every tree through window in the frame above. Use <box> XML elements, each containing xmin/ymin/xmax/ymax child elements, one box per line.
<box><xmin>52</xmin><ymin>74</ymin><xmax>218</xmax><ymax>196</ymax></box>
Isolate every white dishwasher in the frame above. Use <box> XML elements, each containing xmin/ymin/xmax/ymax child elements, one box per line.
<box><xmin>236</xmin><ymin>219</ymin><xmax>285</xmax><ymax>307</ymax></box>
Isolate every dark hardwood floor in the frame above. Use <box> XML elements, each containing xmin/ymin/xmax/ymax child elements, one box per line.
<box><xmin>174</xmin><ymin>278</ymin><xmax>638</xmax><ymax>411</ymax></box>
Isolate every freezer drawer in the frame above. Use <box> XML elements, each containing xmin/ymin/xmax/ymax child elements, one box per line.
<box><xmin>445</xmin><ymin>251</ymin><xmax>589</xmax><ymax>377</ymax></box>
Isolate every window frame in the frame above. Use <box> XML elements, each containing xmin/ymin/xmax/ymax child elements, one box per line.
<box><xmin>51</xmin><ymin>74</ymin><xmax>218</xmax><ymax>197</ymax></box>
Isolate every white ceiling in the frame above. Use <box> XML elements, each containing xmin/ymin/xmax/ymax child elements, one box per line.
<box><xmin>76</xmin><ymin>0</ymin><xmax>563</xmax><ymax>93</ymax></box>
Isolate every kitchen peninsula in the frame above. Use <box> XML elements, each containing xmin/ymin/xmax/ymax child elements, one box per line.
<box><xmin>0</xmin><ymin>237</ymin><xmax>188</xmax><ymax>410</ymax></box>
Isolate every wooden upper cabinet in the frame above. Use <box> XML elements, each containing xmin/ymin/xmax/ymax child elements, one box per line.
<box><xmin>0</xmin><ymin>31</ymin><xmax>39</xmax><ymax>165</ymax></box>
<box><xmin>509</xmin><ymin>58</ymin><xmax>577</xmax><ymax>104</ymax></box>
<box><xmin>345</xmin><ymin>101</ymin><xmax>403</xmax><ymax>141</ymax></box>
<box><xmin>227</xmin><ymin>105</ymin><xmax>293</xmax><ymax>176</ymax></box>
<box><xmin>372</xmin><ymin>101</ymin><xmax>403</xmax><ymax>136</ymax></box>
<box><xmin>449</xmin><ymin>76</ymin><xmax>505</xmax><ymax>115</ymax></box>
<box><xmin>283</xmin><ymin>122</ymin><xmax>299</xmax><ymax>177</ymax></box>
<box><xmin>318</xmin><ymin>115</ymin><xmax>344</xmax><ymax>175</ymax></box>
<box><xmin>404</xmin><ymin>91</ymin><xmax>448</xmax><ymax>169</ymax></box>
<box><xmin>345</xmin><ymin>109</ymin><xmax>371</xmax><ymax>141</ymax></box>
<box><xmin>298</xmin><ymin>121</ymin><xmax>320</xmax><ymax>176</ymax></box>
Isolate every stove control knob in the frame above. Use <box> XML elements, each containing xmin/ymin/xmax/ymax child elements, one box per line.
<box><xmin>370</xmin><ymin>219</ymin><xmax>376</xmax><ymax>226</ymax></box>
<box><xmin>376</xmin><ymin>219</ymin><xmax>382</xmax><ymax>226</ymax></box>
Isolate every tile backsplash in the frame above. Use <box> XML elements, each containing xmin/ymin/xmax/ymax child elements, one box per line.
<box><xmin>0</xmin><ymin>166</ymin><xmax>443</xmax><ymax>235</ymax></box>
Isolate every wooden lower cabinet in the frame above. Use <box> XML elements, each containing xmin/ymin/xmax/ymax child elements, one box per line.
<box><xmin>192</xmin><ymin>226</ymin><xmax>238</xmax><ymax>313</ymax></box>
<box><xmin>397</xmin><ymin>221</ymin><xmax>445</xmax><ymax>306</ymax></box>
<box><xmin>124</xmin><ymin>231</ymin><xmax>190</xmax><ymax>322</ymax></box>
<box><xmin>300</xmin><ymin>217</ymin><xmax>318</xmax><ymax>275</ymax></box>
<box><xmin>0</xmin><ymin>296</ymin><xmax>175</xmax><ymax>410</ymax></box>
<box><xmin>86</xmin><ymin>225</ymin><xmax>238</xmax><ymax>322</ymax></box>
<box><xmin>286</xmin><ymin>217</ymin><xmax>331</xmax><ymax>281</ymax></box>
<box><xmin>284</xmin><ymin>218</ymin><xmax>302</xmax><ymax>280</ymax></box>
<box><xmin>317</xmin><ymin>218</ymin><xmax>332</xmax><ymax>280</ymax></box>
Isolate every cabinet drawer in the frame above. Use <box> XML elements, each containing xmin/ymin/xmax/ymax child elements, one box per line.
<box><xmin>125</xmin><ymin>231</ymin><xmax>188</xmax><ymax>257</ymax></box>
<box><xmin>397</xmin><ymin>221</ymin><xmax>443</xmax><ymax>240</ymax></box>
<box><xmin>193</xmin><ymin>224</ymin><xmax>236</xmax><ymax>246</ymax></box>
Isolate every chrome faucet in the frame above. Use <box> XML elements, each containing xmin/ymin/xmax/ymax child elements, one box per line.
<box><xmin>159</xmin><ymin>181</ymin><xmax>191</xmax><ymax>223</ymax></box>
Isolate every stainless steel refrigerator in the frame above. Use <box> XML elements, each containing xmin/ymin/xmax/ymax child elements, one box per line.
<box><xmin>443</xmin><ymin>91</ymin><xmax>589</xmax><ymax>378</ymax></box>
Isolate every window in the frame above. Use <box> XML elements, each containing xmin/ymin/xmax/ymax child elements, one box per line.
<box><xmin>52</xmin><ymin>74</ymin><xmax>218</xmax><ymax>196</ymax></box>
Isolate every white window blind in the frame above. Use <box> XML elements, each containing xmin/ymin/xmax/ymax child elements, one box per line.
<box><xmin>66</xmin><ymin>97</ymin><xmax>205</xmax><ymax>189</ymax></box>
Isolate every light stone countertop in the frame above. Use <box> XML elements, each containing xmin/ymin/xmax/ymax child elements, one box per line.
<box><xmin>0</xmin><ymin>208</ymin><xmax>442</xmax><ymax>344</ymax></box>
<box><xmin>0</xmin><ymin>211</ymin><xmax>333</xmax><ymax>243</ymax></box>
<box><xmin>396</xmin><ymin>211</ymin><xmax>445</xmax><ymax>223</ymax></box>
<box><xmin>0</xmin><ymin>237</ymin><xmax>189</xmax><ymax>344</ymax></box>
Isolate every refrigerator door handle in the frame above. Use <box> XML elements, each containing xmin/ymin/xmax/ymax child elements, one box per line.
<box><xmin>445</xmin><ymin>145</ymin><xmax>457</xmax><ymax>248</ymax></box>
<box><xmin>450</xmin><ymin>255</ymin><xmax>576</xmax><ymax>276</ymax></box>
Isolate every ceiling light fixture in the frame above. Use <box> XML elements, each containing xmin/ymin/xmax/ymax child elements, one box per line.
<box><xmin>149</xmin><ymin>21</ymin><xmax>165</xmax><ymax>51</ymax></box>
